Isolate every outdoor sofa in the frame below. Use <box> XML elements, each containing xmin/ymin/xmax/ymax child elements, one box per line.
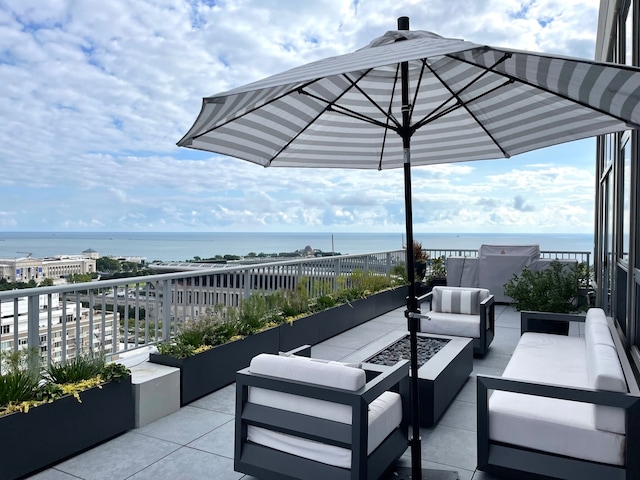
<box><xmin>234</xmin><ymin>345</ymin><xmax>410</xmax><ymax>480</ymax></box>
<box><xmin>419</xmin><ymin>286</ymin><xmax>495</xmax><ymax>356</ymax></box>
<box><xmin>477</xmin><ymin>308</ymin><xmax>640</xmax><ymax>479</ymax></box>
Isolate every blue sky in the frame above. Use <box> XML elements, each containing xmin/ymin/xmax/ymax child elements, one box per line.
<box><xmin>0</xmin><ymin>0</ymin><xmax>603</xmax><ymax>234</ymax></box>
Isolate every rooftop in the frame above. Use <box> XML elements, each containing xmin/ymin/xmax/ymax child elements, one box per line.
<box><xmin>28</xmin><ymin>304</ymin><xmax>523</xmax><ymax>480</ymax></box>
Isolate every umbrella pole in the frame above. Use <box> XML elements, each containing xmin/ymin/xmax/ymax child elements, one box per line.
<box><xmin>397</xmin><ymin>15</ymin><xmax>423</xmax><ymax>480</ymax></box>
<box><xmin>396</xmin><ymin>16</ymin><xmax>459</xmax><ymax>480</ymax></box>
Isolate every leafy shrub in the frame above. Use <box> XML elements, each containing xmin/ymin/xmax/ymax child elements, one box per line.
<box><xmin>45</xmin><ymin>353</ymin><xmax>106</xmax><ymax>384</ymax></box>
<box><xmin>157</xmin><ymin>269</ymin><xmax>405</xmax><ymax>358</ymax></box>
<box><xmin>503</xmin><ymin>260</ymin><xmax>585</xmax><ymax>313</ymax></box>
<box><xmin>0</xmin><ymin>348</ymin><xmax>130</xmax><ymax>415</ymax></box>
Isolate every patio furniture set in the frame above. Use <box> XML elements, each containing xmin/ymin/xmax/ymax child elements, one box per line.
<box><xmin>233</xmin><ymin>287</ymin><xmax>640</xmax><ymax>480</ymax></box>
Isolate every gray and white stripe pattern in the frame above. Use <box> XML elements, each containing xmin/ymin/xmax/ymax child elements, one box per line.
<box><xmin>179</xmin><ymin>30</ymin><xmax>640</xmax><ymax>170</ymax></box>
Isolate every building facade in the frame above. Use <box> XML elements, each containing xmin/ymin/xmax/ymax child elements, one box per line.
<box><xmin>595</xmin><ymin>0</ymin><xmax>640</xmax><ymax>373</ymax></box>
<box><xmin>0</xmin><ymin>255</ymin><xmax>96</xmax><ymax>283</ymax></box>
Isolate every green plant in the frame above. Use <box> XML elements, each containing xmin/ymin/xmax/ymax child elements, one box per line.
<box><xmin>45</xmin><ymin>353</ymin><xmax>106</xmax><ymax>384</ymax></box>
<box><xmin>100</xmin><ymin>362</ymin><xmax>131</xmax><ymax>383</ymax></box>
<box><xmin>426</xmin><ymin>257</ymin><xmax>446</xmax><ymax>281</ymax></box>
<box><xmin>503</xmin><ymin>260</ymin><xmax>585</xmax><ymax>313</ymax></box>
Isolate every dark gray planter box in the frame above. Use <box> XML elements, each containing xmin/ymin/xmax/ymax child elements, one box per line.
<box><xmin>278</xmin><ymin>286</ymin><xmax>407</xmax><ymax>352</ymax></box>
<box><xmin>0</xmin><ymin>377</ymin><xmax>134</xmax><ymax>480</ymax></box>
<box><xmin>150</xmin><ymin>325</ymin><xmax>280</xmax><ymax>405</ymax></box>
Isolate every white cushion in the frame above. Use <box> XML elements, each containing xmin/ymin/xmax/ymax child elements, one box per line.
<box><xmin>248</xmin><ymin>390</ymin><xmax>402</xmax><ymax>468</ymax></box>
<box><xmin>432</xmin><ymin>287</ymin><xmax>489</xmax><ymax>315</ymax></box>
<box><xmin>584</xmin><ymin>312</ymin><xmax>628</xmax><ymax>434</ymax></box>
<box><xmin>250</xmin><ymin>353</ymin><xmax>365</xmax><ymax>391</ymax></box>
<box><xmin>586</xmin><ymin>308</ymin><xmax>608</xmax><ymax>326</ymax></box>
<box><xmin>489</xmin><ymin>332</ymin><xmax>626</xmax><ymax>466</ymax></box>
<box><xmin>420</xmin><ymin>311</ymin><xmax>480</xmax><ymax>338</ymax></box>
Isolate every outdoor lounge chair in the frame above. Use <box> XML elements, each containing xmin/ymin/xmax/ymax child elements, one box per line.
<box><xmin>419</xmin><ymin>286</ymin><xmax>495</xmax><ymax>356</ymax></box>
<box><xmin>234</xmin><ymin>345</ymin><xmax>410</xmax><ymax>480</ymax></box>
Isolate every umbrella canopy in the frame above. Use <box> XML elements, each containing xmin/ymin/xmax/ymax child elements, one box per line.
<box><xmin>179</xmin><ymin>18</ymin><xmax>640</xmax><ymax>480</ymax></box>
<box><xmin>179</xmin><ymin>30</ymin><xmax>640</xmax><ymax>169</ymax></box>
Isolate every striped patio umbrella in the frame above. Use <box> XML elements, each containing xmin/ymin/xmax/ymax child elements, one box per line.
<box><xmin>179</xmin><ymin>17</ymin><xmax>640</xmax><ymax>480</ymax></box>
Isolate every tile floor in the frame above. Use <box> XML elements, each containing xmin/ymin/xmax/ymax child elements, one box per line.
<box><xmin>29</xmin><ymin>305</ymin><xmax>524</xmax><ymax>480</ymax></box>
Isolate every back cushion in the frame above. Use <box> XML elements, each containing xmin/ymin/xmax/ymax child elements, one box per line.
<box><xmin>433</xmin><ymin>287</ymin><xmax>485</xmax><ymax>315</ymax></box>
<box><xmin>584</xmin><ymin>310</ymin><xmax>628</xmax><ymax>434</ymax></box>
<box><xmin>248</xmin><ymin>353</ymin><xmax>366</xmax><ymax>425</ymax></box>
<box><xmin>250</xmin><ymin>353</ymin><xmax>366</xmax><ymax>391</ymax></box>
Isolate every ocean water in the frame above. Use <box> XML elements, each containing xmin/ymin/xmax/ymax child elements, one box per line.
<box><xmin>0</xmin><ymin>232</ymin><xmax>594</xmax><ymax>262</ymax></box>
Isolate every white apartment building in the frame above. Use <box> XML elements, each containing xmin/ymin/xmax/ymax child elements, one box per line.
<box><xmin>0</xmin><ymin>293</ymin><xmax>115</xmax><ymax>363</ymax></box>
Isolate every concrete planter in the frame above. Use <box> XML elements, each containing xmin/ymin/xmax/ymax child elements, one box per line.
<box><xmin>0</xmin><ymin>377</ymin><xmax>134</xmax><ymax>480</ymax></box>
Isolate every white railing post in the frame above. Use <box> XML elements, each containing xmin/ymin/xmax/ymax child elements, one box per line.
<box><xmin>27</xmin><ymin>294</ymin><xmax>40</xmax><ymax>352</ymax></box>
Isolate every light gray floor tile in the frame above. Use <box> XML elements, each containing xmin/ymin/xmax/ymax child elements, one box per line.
<box><xmin>54</xmin><ymin>432</ymin><xmax>180</xmax><ymax>480</ymax></box>
<box><xmin>437</xmin><ymin>399</ymin><xmax>477</xmax><ymax>432</ymax></box>
<box><xmin>188</xmin><ymin>418</ymin><xmax>236</xmax><ymax>458</ymax></box>
<box><xmin>127</xmin><ymin>446</ymin><xmax>243</xmax><ymax>480</ymax></box>
<box><xmin>311</xmin><ymin>343</ymin><xmax>354</xmax><ymax>360</ymax></box>
<box><xmin>455</xmin><ymin>377</ymin><xmax>477</xmax><ymax>404</ymax></box>
<box><xmin>421</xmin><ymin>424</ymin><xmax>477</xmax><ymax>472</ymax></box>
<box><xmin>190</xmin><ymin>384</ymin><xmax>236</xmax><ymax>415</ymax></box>
<box><xmin>136</xmin><ymin>405</ymin><xmax>232</xmax><ymax>445</ymax></box>
<box><xmin>26</xmin><ymin>469</ymin><xmax>79</xmax><ymax>480</ymax></box>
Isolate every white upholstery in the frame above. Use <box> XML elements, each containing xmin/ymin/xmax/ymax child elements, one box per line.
<box><xmin>420</xmin><ymin>312</ymin><xmax>480</xmax><ymax>337</ymax></box>
<box><xmin>248</xmin><ymin>391</ymin><xmax>402</xmax><ymax>468</ymax></box>
<box><xmin>584</xmin><ymin>314</ymin><xmax>628</xmax><ymax>435</ymax></box>
<box><xmin>421</xmin><ymin>286</ymin><xmax>490</xmax><ymax>339</ymax></box>
<box><xmin>250</xmin><ymin>353</ymin><xmax>365</xmax><ymax>391</ymax></box>
<box><xmin>489</xmin><ymin>328</ymin><xmax>627</xmax><ymax>466</ymax></box>
<box><xmin>246</xmin><ymin>354</ymin><xmax>402</xmax><ymax>469</ymax></box>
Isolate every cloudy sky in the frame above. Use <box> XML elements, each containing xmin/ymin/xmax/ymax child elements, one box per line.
<box><xmin>1</xmin><ymin>0</ymin><xmax>603</xmax><ymax>234</ymax></box>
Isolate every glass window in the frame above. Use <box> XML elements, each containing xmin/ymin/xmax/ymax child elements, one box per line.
<box><xmin>622</xmin><ymin>135</ymin><xmax>631</xmax><ymax>261</ymax></box>
<box><xmin>626</xmin><ymin>2</ymin><xmax>633</xmax><ymax>66</ymax></box>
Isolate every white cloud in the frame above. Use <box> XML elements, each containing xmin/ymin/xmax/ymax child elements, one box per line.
<box><xmin>0</xmin><ymin>0</ymin><xmax>603</xmax><ymax>233</ymax></box>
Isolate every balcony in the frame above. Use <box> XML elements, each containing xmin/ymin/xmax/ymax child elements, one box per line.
<box><xmin>24</xmin><ymin>303</ymin><xmax>521</xmax><ymax>480</ymax></box>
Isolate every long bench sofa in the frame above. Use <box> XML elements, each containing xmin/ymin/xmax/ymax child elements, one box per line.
<box><xmin>477</xmin><ymin>308</ymin><xmax>640</xmax><ymax>480</ymax></box>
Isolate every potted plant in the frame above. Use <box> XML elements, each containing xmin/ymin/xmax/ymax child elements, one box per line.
<box><xmin>503</xmin><ymin>260</ymin><xmax>587</xmax><ymax>334</ymax></box>
<box><xmin>425</xmin><ymin>256</ymin><xmax>447</xmax><ymax>292</ymax></box>
<box><xmin>413</xmin><ymin>241</ymin><xmax>429</xmax><ymax>283</ymax></box>
<box><xmin>0</xmin><ymin>349</ymin><xmax>133</xmax><ymax>479</ymax></box>
<box><xmin>150</xmin><ymin>271</ymin><xmax>407</xmax><ymax>404</ymax></box>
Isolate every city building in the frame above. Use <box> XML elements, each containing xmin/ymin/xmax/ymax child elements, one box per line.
<box><xmin>0</xmin><ymin>255</ymin><xmax>96</xmax><ymax>283</ymax></box>
<box><xmin>0</xmin><ymin>293</ymin><xmax>115</xmax><ymax>363</ymax></box>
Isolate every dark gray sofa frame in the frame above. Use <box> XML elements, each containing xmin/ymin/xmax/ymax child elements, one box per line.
<box><xmin>477</xmin><ymin>312</ymin><xmax>640</xmax><ymax>480</ymax></box>
<box><xmin>234</xmin><ymin>346</ymin><xmax>410</xmax><ymax>480</ymax></box>
<box><xmin>419</xmin><ymin>290</ymin><xmax>495</xmax><ymax>356</ymax></box>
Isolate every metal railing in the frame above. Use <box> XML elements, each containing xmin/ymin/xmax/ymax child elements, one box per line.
<box><xmin>0</xmin><ymin>250</ymin><xmax>405</xmax><ymax>366</ymax></box>
<box><xmin>0</xmin><ymin>247</ymin><xmax>592</xmax><ymax>367</ymax></box>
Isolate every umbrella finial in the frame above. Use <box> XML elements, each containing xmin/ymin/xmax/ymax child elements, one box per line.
<box><xmin>398</xmin><ymin>16</ymin><xmax>409</xmax><ymax>31</ymax></box>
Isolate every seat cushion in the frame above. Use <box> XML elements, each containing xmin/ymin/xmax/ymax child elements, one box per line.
<box><xmin>489</xmin><ymin>332</ymin><xmax>625</xmax><ymax>466</ymax></box>
<box><xmin>420</xmin><ymin>311</ymin><xmax>480</xmax><ymax>338</ymax></box>
<box><xmin>248</xmin><ymin>390</ymin><xmax>403</xmax><ymax>469</ymax></box>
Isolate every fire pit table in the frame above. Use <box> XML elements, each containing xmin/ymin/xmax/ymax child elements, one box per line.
<box><xmin>361</xmin><ymin>331</ymin><xmax>473</xmax><ymax>426</ymax></box>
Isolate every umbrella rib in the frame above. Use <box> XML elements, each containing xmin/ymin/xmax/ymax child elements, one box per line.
<box><xmin>190</xmin><ymin>78</ymin><xmax>325</xmax><ymax>141</ymax></box>
<box><xmin>378</xmin><ymin>63</ymin><xmax>402</xmax><ymax>170</ymax></box>
<box><xmin>412</xmin><ymin>53</ymin><xmax>511</xmax><ymax>126</ymax></box>
<box><xmin>267</xmin><ymin>69</ymin><xmax>394</xmax><ymax>166</ymax></box>
<box><xmin>453</xmin><ymin>51</ymin><xmax>640</xmax><ymax>130</ymax></box>
<box><xmin>299</xmin><ymin>89</ymin><xmax>400</xmax><ymax>131</ymax></box>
